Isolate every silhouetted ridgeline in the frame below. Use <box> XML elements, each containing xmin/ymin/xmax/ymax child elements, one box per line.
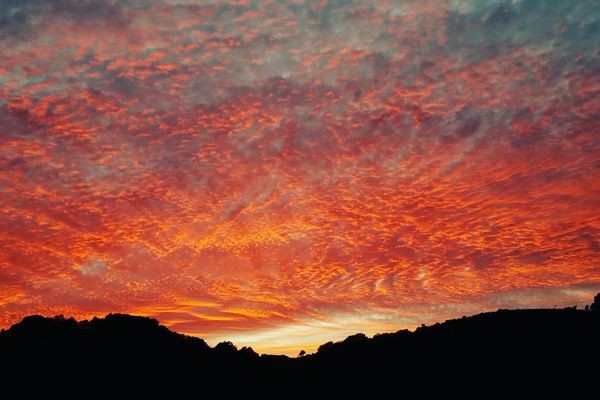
<box><xmin>1</xmin><ymin>293</ymin><xmax>599</xmax><ymax>391</ymax></box>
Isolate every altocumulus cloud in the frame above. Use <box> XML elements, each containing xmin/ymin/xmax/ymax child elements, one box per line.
<box><xmin>0</xmin><ymin>0</ymin><xmax>599</xmax><ymax>354</ymax></box>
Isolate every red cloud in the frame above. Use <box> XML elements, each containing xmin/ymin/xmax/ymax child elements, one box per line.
<box><xmin>1</xmin><ymin>0</ymin><xmax>599</xmax><ymax>354</ymax></box>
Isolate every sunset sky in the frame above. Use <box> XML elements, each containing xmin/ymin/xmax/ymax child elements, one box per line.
<box><xmin>1</xmin><ymin>0</ymin><xmax>599</xmax><ymax>355</ymax></box>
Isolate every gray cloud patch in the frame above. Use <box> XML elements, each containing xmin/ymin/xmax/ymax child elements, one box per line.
<box><xmin>445</xmin><ymin>0</ymin><xmax>600</xmax><ymax>61</ymax></box>
<box><xmin>0</xmin><ymin>0</ymin><xmax>132</xmax><ymax>38</ymax></box>
<box><xmin>79</xmin><ymin>258</ymin><xmax>107</xmax><ymax>276</ymax></box>
<box><xmin>0</xmin><ymin>0</ymin><xmax>33</xmax><ymax>38</ymax></box>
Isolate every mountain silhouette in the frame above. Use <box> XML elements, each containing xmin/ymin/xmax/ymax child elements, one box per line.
<box><xmin>2</xmin><ymin>294</ymin><xmax>599</xmax><ymax>392</ymax></box>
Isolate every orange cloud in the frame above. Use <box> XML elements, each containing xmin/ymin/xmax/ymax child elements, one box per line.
<box><xmin>0</xmin><ymin>0</ymin><xmax>599</xmax><ymax>355</ymax></box>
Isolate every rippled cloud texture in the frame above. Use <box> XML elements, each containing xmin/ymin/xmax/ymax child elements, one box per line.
<box><xmin>1</xmin><ymin>0</ymin><xmax>599</xmax><ymax>353</ymax></box>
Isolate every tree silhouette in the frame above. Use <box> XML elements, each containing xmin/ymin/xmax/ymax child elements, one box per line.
<box><xmin>214</xmin><ymin>341</ymin><xmax>237</xmax><ymax>354</ymax></box>
<box><xmin>591</xmin><ymin>292</ymin><xmax>600</xmax><ymax>311</ymax></box>
<box><xmin>1</xmin><ymin>292</ymin><xmax>599</xmax><ymax>390</ymax></box>
<box><xmin>239</xmin><ymin>346</ymin><xmax>259</xmax><ymax>358</ymax></box>
<box><xmin>317</xmin><ymin>341</ymin><xmax>334</xmax><ymax>353</ymax></box>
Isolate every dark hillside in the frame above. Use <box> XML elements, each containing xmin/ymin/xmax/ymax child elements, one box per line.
<box><xmin>2</xmin><ymin>294</ymin><xmax>599</xmax><ymax>391</ymax></box>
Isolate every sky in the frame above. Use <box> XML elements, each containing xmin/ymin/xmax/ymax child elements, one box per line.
<box><xmin>1</xmin><ymin>0</ymin><xmax>599</xmax><ymax>355</ymax></box>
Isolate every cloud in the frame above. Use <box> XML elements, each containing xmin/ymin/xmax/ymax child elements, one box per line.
<box><xmin>0</xmin><ymin>0</ymin><xmax>599</xmax><ymax>353</ymax></box>
<box><xmin>0</xmin><ymin>1</ymin><xmax>29</xmax><ymax>38</ymax></box>
<box><xmin>0</xmin><ymin>0</ymin><xmax>132</xmax><ymax>39</ymax></box>
<box><xmin>79</xmin><ymin>258</ymin><xmax>107</xmax><ymax>276</ymax></box>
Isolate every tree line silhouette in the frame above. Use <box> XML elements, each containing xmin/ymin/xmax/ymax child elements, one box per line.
<box><xmin>1</xmin><ymin>292</ymin><xmax>599</xmax><ymax>392</ymax></box>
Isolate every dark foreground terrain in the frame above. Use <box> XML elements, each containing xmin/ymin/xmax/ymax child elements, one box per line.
<box><xmin>2</xmin><ymin>293</ymin><xmax>599</xmax><ymax>392</ymax></box>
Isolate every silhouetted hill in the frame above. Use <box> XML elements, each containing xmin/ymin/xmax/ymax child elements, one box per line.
<box><xmin>2</xmin><ymin>296</ymin><xmax>599</xmax><ymax>392</ymax></box>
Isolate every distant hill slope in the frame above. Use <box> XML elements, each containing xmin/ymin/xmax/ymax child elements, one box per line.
<box><xmin>2</xmin><ymin>299</ymin><xmax>599</xmax><ymax>390</ymax></box>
